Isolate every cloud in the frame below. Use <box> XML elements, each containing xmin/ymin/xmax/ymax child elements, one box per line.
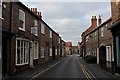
<box><xmin>20</xmin><ymin>1</ymin><xmax>111</xmax><ymax>45</ymax></box>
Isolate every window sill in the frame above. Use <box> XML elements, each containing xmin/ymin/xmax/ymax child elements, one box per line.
<box><xmin>33</xmin><ymin>58</ymin><xmax>39</xmax><ymax>60</ymax></box>
<box><xmin>16</xmin><ymin>63</ymin><xmax>28</xmax><ymax>66</ymax></box>
<box><xmin>19</xmin><ymin>28</ymin><xmax>25</xmax><ymax>31</ymax></box>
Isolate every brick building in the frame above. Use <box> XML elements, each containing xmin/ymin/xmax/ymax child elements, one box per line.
<box><xmin>65</xmin><ymin>42</ymin><xmax>72</xmax><ymax>55</ymax></box>
<box><xmin>2</xmin><ymin>1</ymin><xmax>65</xmax><ymax>77</ymax></box>
<box><xmin>80</xmin><ymin>16</ymin><xmax>98</xmax><ymax>57</ymax></box>
<box><xmin>85</xmin><ymin>17</ymin><xmax>114</xmax><ymax>73</ymax></box>
<box><xmin>109</xmin><ymin>0</ymin><xmax>120</xmax><ymax>74</ymax></box>
<box><xmin>72</xmin><ymin>46</ymin><xmax>78</xmax><ymax>54</ymax></box>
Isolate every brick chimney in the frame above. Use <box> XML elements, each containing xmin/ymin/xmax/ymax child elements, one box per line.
<box><xmin>31</xmin><ymin>8</ymin><xmax>37</xmax><ymax>15</ymax></box>
<box><xmin>37</xmin><ymin>12</ymin><xmax>42</xmax><ymax>19</ymax></box>
<box><xmin>91</xmin><ymin>16</ymin><xmax>97</xmax><ymax>27</ymax></box>
<box><xmin>98</xmin><ymin>15</ymin><xmax>102</xmax><ymax>25</ymax></box>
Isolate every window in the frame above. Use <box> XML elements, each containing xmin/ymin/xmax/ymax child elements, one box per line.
<box><xmin>59</xmin><ymin>47</ymin><xmax>60</xmax><ymax>55</ymax></box>
<box><xmin>41</xmin><ymin>47</ymin><xmax>44</xmax><ymax>58</ymax></box>
<box><xmin>59</xmin><ymin>38</ymin><xmax>61</xmax><ymax>43</ymax></box>
<box><xmin>33</xmin><ymin>42</ymin><xmax>39</xmax><ymax>59</ymax></box>
<box><xmin>106</xmin><ymin>46</ymin><xmax>112</xmax><ymax>62</ymax></box>
<box><xmin>55</xmin><ymin>49</ymin><xmax>57</xmax><ymax>55</ymax></box>
<box><xmin>86</xmin><ymin>35</ymin><xmax>89</xmax><ymax>42</ymax></box>
<box><xmin>31</xmin><ymin>20</ymin><xmax>38</xmax><ymax>36</ymax></box>
<box><xmin>50</xmin><ymin>30</ymin><xmax>52</xmax><ymax>38</ymax></box>
<box><xmin>19</xmin><ymin>10</ymin><xmax>25</xmax><ymax>31</ymax></box>
<box><xmin>101</xmin><ymin>27</ymin><xmax>104</xmax><ymax>37</ymax></box>
<box><xmin>16</xmin><ymin>39</ymin><xmax>29</xmax><ymax>65</ymax></box>
<box><xmin>49</xmin><ymin>48</ymin><xmax>52</xmax><ymax>56</ymax></box>
<box><xmin>41</xmin><ymin>23</ymin><xmax>45</xmax><ymax>34</ymax></box>
<box><xmin>0</xmin><ymin>0</ymin><xmax>2</xmax><ymax>19</ymax></box>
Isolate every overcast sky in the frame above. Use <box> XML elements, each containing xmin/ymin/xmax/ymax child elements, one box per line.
<box><xmin>20</xmin><ymin>1</ymin><xmax>111</xmax><ymax>46</ymax></box>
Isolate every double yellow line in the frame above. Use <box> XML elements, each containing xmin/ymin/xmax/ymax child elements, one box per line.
<box><xmin>28</xmin><ymin>60</ymin><xmax>62</xmax><ymax>80</ymax></box>
<box><xmin>76</xmin><ymin>56</ymin><xmax>97</xmax><ymax>80</ymax></box>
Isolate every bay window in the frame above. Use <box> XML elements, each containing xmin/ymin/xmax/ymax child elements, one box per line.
<box><xmin>16</xmin><ymin>39</ymin><xmax>29</xmax><ymax>65</ymax></box>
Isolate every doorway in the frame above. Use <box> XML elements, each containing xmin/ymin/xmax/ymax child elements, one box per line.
<box><xmin>99</xmin><ymin>46</ymin><xmax>106</xmax><ymax>70</ymax></box>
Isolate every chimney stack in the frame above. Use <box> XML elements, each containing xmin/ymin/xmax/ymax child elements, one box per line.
<box><xmin>31</xmin><ymin>8</ymin><xmax>37</xmax><ymax>14</ymax></box>
<box><xmin>91</xmin><ymin>16</ymin><xmax>97</xmax><ymax>27</ymax></box>
<box><xmin>98</xmin><ymin>15</ymin><xmax>102</xmax><ymax>25</ymax></box>
<box><xmin>31</xmin><ymin>8</ymin><xmax>42</xmax><ymax>19</ymax></box>
<box><xmin>37</xmin><ymin>12</ymin><xmax>42</xmax><ymax>19</ymax></box>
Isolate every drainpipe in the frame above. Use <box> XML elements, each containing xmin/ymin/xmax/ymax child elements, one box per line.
<box><xmin>9</xmin><ymin>2</ymin><xmax>13</xmax><ymax>75</ymax></box>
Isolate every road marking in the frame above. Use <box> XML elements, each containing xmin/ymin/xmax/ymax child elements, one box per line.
<box><xmin>76</xmin><ymin>56</ymin><xmax>97</xmax><ymax>80</ymax></box>
<box><xmin>28</xmin><ymin>60</ymin><xmax>62</xmax><ymax>80</ymax></box>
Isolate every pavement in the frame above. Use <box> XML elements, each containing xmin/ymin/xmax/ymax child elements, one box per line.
<box><xmin>3</xmin><ymin>54</ymin><xmax>120</xmax><ymax>80</ymax></box>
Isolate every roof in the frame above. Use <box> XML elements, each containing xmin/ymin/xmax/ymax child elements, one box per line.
<box><xmin>108</xmin><ymin>20</ymin><xmax>120</xmax><ymax>30</ymax></box>
<box><xmin>85</xmin><ymin>17</ymin><xmax>112</xmax><ymax>37</ymax></box>
<box><xmin>72</xmin><ymin>46</ymin><xmax>78</xmax><ymax>48</ymax></box>
<box><xmin>66</xmin><ymin>42</ymin><xmax>72</xmax><ymax>46</ymax></box>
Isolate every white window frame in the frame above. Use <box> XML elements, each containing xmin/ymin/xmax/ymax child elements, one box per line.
<box><xmin>16</xmin><ymin>38</ymin><xmax>29</xmax><ymax>66</ymax></box>
<box><xmin>86</xmin><ymin>35</ymin><xmax>89</xmax><ymax>42</ymax></box>
<box><xmin>59</xmin><ymin>38</ymin><xmax>61</xmax><ymax>44</ymax></box>
<box><xmin>41</xmin><ymin>23</ymin><xmax>45</xmax><ymax>34</ymax></box>
<box><xmin>101</xmin><ymin>27</ymin><xmax>104</xmax><ymax>37</ymax></box>
<box><xmin>19</xmin><ymin>9</ymin><xmax>25</xmax><ymax>31</ymax></box>
<box><xmin>49</xmin><ymin>48</ymin><xmax>52</xmax><ymax>56</ymax></box>
<box><xmin>50</xmin><ymin>30</ymin><xmax>52</xmax><ymax>38</ymax></box>
<box><xmin>34</xmin><ymin>20</ymin><xmax>38</xmax><ymax>36</ymax></box>
<box><xmin>55</xmin><ymin>49</ymin><xmax>57</xmax><ymax>55</ymax></box>
<box><xmin>33</xmin><ymin>42</ymin><xmax>39</xmax><ymax>59</ymax></box>
<box><xmin>0</xmin><ymin>0</ymin><xmax>2</xmax><ymax>19</ymax></box>
<box><xmin>106</xmin><ymin>46</ymin><xmax>112</xmax><ymax>62</ymax></box>
<box><xmin>41</xmin><ymin>47</ymin><xmax>44</xmax><ymax>58</ymax></box>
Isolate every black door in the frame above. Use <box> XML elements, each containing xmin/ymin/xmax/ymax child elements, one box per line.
<box><xmin>2</xmin><ymin>38</ymin><xmax>8</xmax><ymax>76</ymax></box>
<box><xmin>99</xmin><ymin>46</ymin><xmax>106</xmax><ymax>70</ymax></box>
<box><xmin>52</xmin><ymin>46</ymin><xmax>55</xmax><ymax>60</ymax></box>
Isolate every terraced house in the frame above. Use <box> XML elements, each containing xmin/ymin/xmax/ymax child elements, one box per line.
<box><xmin>80</xmin><ymin>0</ymin><xmax>120</xmax><ymax>75</ymax></box>
<box><xmin>109</xmin><ymin>0</ymin><xmax>120</xmax><ymax>74</ymax></box>
<box><xmin>2</xmin><ymin>1</ymin><xmax>65</xmax><ymax>77</ymax></box>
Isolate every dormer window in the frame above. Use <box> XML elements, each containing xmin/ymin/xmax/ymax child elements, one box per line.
<box><xmin>19</xmin><ymin>10</ymin><xmax>25</xmax><ymax>31</ymax></box>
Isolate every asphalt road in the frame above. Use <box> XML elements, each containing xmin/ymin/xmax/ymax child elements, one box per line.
<box><xmin>33</xmin><ymin>55</ymin><xmax>86</xmax><ymax>79</ymax></box>
<box><xmin>31</xmin><ymin>55</ymin><xmax>118</xmax><ymax>80</ymax></box>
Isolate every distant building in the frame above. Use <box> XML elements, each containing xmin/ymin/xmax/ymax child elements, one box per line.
<box><xmin>65</xmin><ymin>42</ymin><xmax>72</xmax><ymax>55</ymax></box>
<box><xmin>72</xmin><ymin>46</ymin><xmax>78</xmax><ymax>54</ymax></box>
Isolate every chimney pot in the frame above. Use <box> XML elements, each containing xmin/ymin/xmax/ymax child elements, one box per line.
<box><xmin>98</xmin><ymin>15</ymin><xmax>102</xmax><ymax>25</ymax></box>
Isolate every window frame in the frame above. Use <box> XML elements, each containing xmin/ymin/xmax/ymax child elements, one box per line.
<box><xmin>0</xmin><ymin>0</ymin><xmax>2</xmax><ymax>19</ymax></box>
<box><xmin>41</xmin><ymin>47</ymin><xmax>45</xmax><ymax>58</ymax></box>
<box><xmin>41</xmin><ymin>23</ymin><xmax>45</xmax><ymax>34</ymax></box>
<box><xmin>33</xmin><ymin>42</ymin><xmax>39</xmax><ymax>59</ymax></box>
<box><xmin>50</xmin><ymin>30</ymin><xmax>52</xmax><ymax>38</ymax></box>
<box><xmin>100</xmin><ymin>27</ymin><xmax>104</xmax><ymax>37</ymax></box>
<box><xmin>49</xmin><ymin>48</ymin><xmax>52</xmax><ymax>56</ymax></box>
<box><xmin>16</xmin><ymin>38</ymin><xmax>29</xmax><ymax>66</ymax></box>
<box><xmin>34</xmin><ymin>20</ymin><xmax>38</xmax><ymax>36</ymax></box>
<box><xmin>19</xmin><ymin>9</ymin><xmax>25</xmax><ymax>31</ymax></box>
<box><xmin>106</xmin><ymin>46</ymin><xmax>112</xmax><ymax>62</ymax></box>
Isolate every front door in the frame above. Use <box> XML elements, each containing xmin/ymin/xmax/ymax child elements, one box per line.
<box><xmin>30</xmin><ymin>41</ymin><xmax>34</xmax><ymax>68</ymax></box>
<box><xmin>99</xmin><ymin>46</ymin><xmax>106</xmax><ymax>70</ymax></box>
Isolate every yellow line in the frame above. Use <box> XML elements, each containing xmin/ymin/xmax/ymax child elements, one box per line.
<box><xmin>76</xmin><ymin>56</ymin><xmax>97</xmax><ymax>80</ymax></box>
<box><xmin>29</xmin><ymin>60</ymin><xmax>62</xmax><ymax>80</ymax></box>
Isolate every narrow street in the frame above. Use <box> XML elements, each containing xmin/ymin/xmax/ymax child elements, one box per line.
<box><xmin>28</xmin><ymin>55</ymin><xmax>117</xmax><ymax>80</ymax></box>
